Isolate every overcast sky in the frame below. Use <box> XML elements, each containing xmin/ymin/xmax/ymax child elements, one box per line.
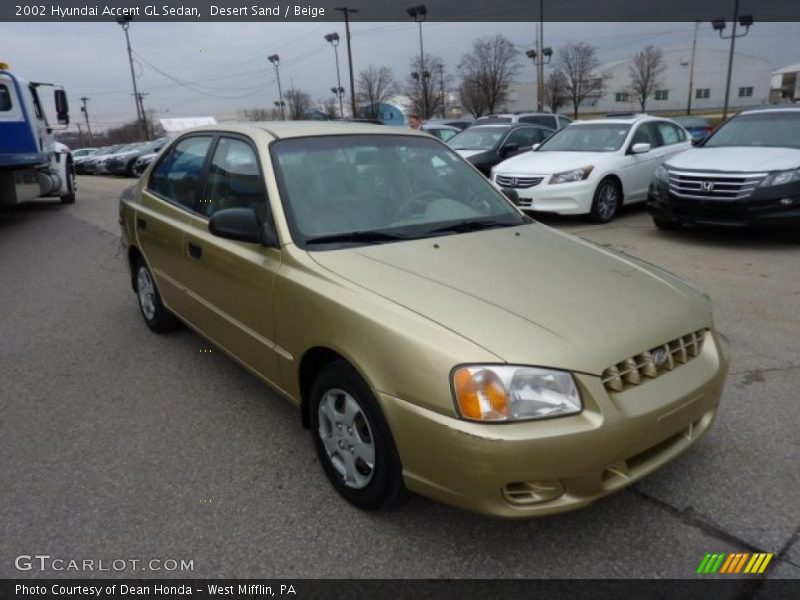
<box><xmin>3</xmin><ymin>21</ymin><xmax>798</xmax><ymax>130</ymax></box>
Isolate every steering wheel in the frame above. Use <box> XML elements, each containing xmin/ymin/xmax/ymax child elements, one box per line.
<box><xmin>394</xmin><ymin>190</ymin><xmax>444</xmax><ymax>220</ymax></box>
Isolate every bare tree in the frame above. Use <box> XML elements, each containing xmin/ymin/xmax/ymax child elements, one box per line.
<box><xmin>458</xmin><ymin>35</ymin><xmax>520</xmax><ymax>115</ymax></box>
<box><xmin>628</xmin><ymin>45</ymin><xmax>666</xmax><ymax>112</ymax></box>
<box><xmin>458</xmin><ymin>78</ymin><xmax>489</xmax><ymax>118</ymax></box>
<box><xmin>357</xmin><ymin>65</ymin><xmax>398</xmax><ymax>120</ymax></box>
<box><xmin>542</xmin><ymin>70</ymin><xmax>569</xmax><ymax>114</ymax></box>
<box><xmin>283</xmin><ymin>88</ymin><xmax>313</xmax><ymax>120</ymax></box>
<box><xmin>556</xmin><ymin>42</ymin><xmax>607</xmax><ymax>118</ymax></box>
<box><xmin>405</xmin><ymin>53</ymin><xmax>445</xmax><ymax>119</ymax></box>
<box><xmin>316</xmin><ymin>97</ymin><xmax>339</xmax><ymax>120</ymax></box>
<box><xmin>242</xmin><ymin>108</ymin><xmax>272</xmax><ymax>121</ymax></box>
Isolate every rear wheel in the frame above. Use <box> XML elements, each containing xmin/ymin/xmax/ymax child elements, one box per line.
<box><xmin>310</xmin><ymin>361</ymin><xmax>405</xmax><ymax>510</ymax></box>
<box><xmin>134</xmin><ymin>258</ymin><xmax>179</xmax><ymax>333</ymax></box>
<box><xmin>60</xmin><ymin>160</ymin><xmax>76</xmax><ymax>204</ymax></box>
<box><xmin>589</xmin><ymin>178</ymin><xmax>621</xmax><ymax>223</ymax></box>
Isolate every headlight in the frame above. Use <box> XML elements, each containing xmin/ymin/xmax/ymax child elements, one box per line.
<box><xmin>759</xmin><ymin>168</ymin><xmax>800</xmax><ymax>187</ymax></box>
<box><xmin>452</xmin><ymin>365</ymin><xmax>582</xmax><ymax>422</ymax></box>
<box><xmin>549</xmin><ymin>166</ymin><xmax>594</xmax><ymax>184</ymax></box>
<box><xmin>653</xmin><ymin>165</ymin><xmax>669</xmax><ymax>183</ymax></box>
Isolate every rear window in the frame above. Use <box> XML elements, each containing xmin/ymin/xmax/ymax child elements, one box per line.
<box><xmin>0</xmin><ymin>83</ymin><xmax>12</xmax><ymax>111</ymax></box>
<box><xmin>519</xmin><ymin>115</ymin><xmax>556</xmax><ymax>128</ymax></box>
<box><xmin>475</xmin><ymin>117</ymin><xmax>512</xmax><ymax>124</ymax></box>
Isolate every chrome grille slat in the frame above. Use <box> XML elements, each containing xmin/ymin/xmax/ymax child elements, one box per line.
<box><xmin>495</xmin><ymin>175</ymin><xmax>544</xmax><ymax>189</ymax></box>
<box><xmin>601</xmin><ymin>329</ymin><xmax>708</xmax><ymax>393</ymax></box>
<box><xmin>666</xmin><ymin>170</ymin><xmax>766</xmax><ymax>201</ymax></box>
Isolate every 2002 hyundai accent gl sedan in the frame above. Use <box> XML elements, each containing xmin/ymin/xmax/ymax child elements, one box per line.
<box><xmin>119</xmin><ymin>122</ymin><xmax>730</xmax><ymax>518</ymax></box>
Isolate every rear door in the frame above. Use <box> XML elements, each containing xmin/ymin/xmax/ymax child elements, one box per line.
<box><xmin>136</xmin><ymin>134</ymin><xmax>215</xmax><ymax>317</ymax></box>
<box><xmin>180</xmin><ymin>134</ymin><xmax>282</xmax><ymax>384</ymax></box>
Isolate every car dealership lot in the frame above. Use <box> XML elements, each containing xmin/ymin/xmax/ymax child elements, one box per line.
<box><xmin>1</xmin><ymin>176</ymin><xmax>798</xmax><ymax>580</ymax></box>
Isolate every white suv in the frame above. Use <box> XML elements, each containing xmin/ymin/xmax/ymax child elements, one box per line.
<box><xmin>491</xmin><ymin>115</ymin><xmax>691</xmax><ymax>222</ymax></box>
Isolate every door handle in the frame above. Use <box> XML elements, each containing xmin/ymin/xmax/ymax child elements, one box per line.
<box><xmin>188</xmin><ymin>242</ymin><xmax>203</xmax><ymax>259</ymax></box>
<box><xmin>136</xmin><ymin>217</ymin><xmax>147</xmax><ymax>231</ymax></box>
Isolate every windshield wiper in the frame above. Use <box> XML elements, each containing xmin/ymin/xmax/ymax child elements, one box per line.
<box><xmin>423</xmin><ymin>218</ymin><xmax>517</xmax><ymax>236</ymax></box>
<box><xmin>305</xmin><ymin>230</ymin><xmax>410</xmax><ymax>245</ymax></box>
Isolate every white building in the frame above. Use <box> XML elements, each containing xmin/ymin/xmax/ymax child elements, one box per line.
<box><xmin>770</xmin><ymin>63</ymin><xmax>800</xmax><ymax>103</ymax></box>
<box><xmin>504</xmin><ymin>47</ymin><xmax>771</xmax><ymax>115</ymax></box>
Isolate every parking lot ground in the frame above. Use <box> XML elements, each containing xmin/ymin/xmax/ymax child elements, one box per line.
<box><xmin>1</xmin><ymin>176</ymin><xmax>798</xmax><ymax>579</ymax></box>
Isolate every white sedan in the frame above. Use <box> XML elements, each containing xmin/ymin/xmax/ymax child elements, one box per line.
<box><xmin>491</xmin><ymin>115</ymin><xmax>691</xmax><ymax>222</ymax></box>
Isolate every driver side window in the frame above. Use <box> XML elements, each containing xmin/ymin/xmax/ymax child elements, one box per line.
<box><xmin>631</xmin><ymin>123</ymin><xmax>660</xmax><ymax>148</ymax></box>
<box><xmin>148</xmin><ymin>136</ymin><xmax>214</xmax><ymax>211</ymax></box>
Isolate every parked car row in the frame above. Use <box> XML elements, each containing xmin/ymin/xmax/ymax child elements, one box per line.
<box><xmin>74</xmin><ymin>138</ymin><xmax>169</xmax><ymax>177</ymax></box>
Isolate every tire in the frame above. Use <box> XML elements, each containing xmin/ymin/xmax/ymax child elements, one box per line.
<box><xmin>60</xmin><ymin>160</ymin><xmax>76</xmax><ymax>204</ymax></box>
<box><xmin>653</xmin><ymin>216</ymin><xmax>683</xmax><ymax>231</ymax></box>
<box><xmin>589</xmin><ymin>177</ymin><xmax>621</xmax><ymax>223</ymax></box>
<box><xmin>125</xmin><ymin>159</ymin><xmax>137</xmax><ymax>178</ymax></box>
<box><xmin>133</xmin><ymin>258</ymin><xmax>179</xmax><ymax>334</ymax></box>
<box><xmin>310</xmin><ymin>361</ymin><xmax>406</xmax><ymax>511</ymax></box>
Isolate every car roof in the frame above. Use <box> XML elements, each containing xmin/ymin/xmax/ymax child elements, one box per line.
<box><xmin>570</xmin><ymin>115</ymin><xmax>667</xmax><ymax>126</ymax></box>
<box><xmin>739</xmin><ymin>105</ymin><xmax>800</xmax><ymax>115</ymax></box>
<box><xmin>464</xmin><ymin>122</ymin><xmax>550</xmax><ymax>130</ymax></box>
<box><xmin>183</xmin><ymin>121</ymin><xmax>430</xmax><ymax>140</ymax></box>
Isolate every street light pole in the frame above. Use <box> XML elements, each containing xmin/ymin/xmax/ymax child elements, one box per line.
<box><xmin>712</xmin><ymin>0</ymin><xmax>753</xmax><ymax>121</ymax></box>
<box><xmin>538</xmin><ymin>0</ymin><xmax>544</xmax><ymax>112</ymax></box>
<box><xmin>268</xmin><ymin>54</ymin><xmax>285</xmax><ymax>120</ymax></box>
<box><xmin>335</xmin><ymin>7</ymin><xmax>359</xmax><ymax>118</ymax></box>
<box><xmin>686</xmin><ymin>19</ymin><xmax>700</xmax><ymax>115</ymax></box>
<box><xmin>526</xmin><ymin>47</ymin><xmax>552</xmax><ymax>112</ymax></box>
<box><xmin>116</xmin><ymin>16</ymin><xmax>147</xmax><ymax>139</ymax></box>
<box><xmin>407</xmin><ymin>5</ymin><xmax>429</xmax><ymax>118</ymax></box>
<box><xmin>325</xmin><ymin>33</ymin><xmax>345</xmax><ymax>118</ymax></box>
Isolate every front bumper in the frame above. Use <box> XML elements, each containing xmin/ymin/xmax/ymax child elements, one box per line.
<box><xmin>379</xmin><ymin>330</ymin><xmax>730</xmax><ymax>518</ymax></box>
<box><xmin>648</xmin><ymin>180</ymin><xmax>800</xmax><ymax>228</ymax></box>
<box><xmin>494</xmin><ymin>173</ymin><xmax>596</xmax><ymax>215</ymax></box>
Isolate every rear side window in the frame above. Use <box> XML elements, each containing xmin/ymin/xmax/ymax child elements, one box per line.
<box><xmin>202</xmin><ymin>137</ymin><xmax>267</xmax><ymax>220</ymax></box>
<box><xmin>519</xmin><ymin>115</ymin><xmax>556</xmax><ymax>129</ymax></box>
<box><xmin>148</xmin><ymin>136</ymin><xmax>213</xmax><ymax>211</ymax></box>
<box><xmin>656</xmin><ymin>122</ymin><xmax>684</xmax><ymax>145</ymax></box>
<box><xmin>558</xmin><ymin>116</ymin><xmax>572</xmax><ymax>128</ymax></box>
<box><xmin>0</xmin><ymin>83</ymin><xmax>12</xmax><ymax>111</ymax></box>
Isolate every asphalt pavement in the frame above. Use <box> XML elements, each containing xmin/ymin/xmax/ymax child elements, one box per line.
<box><xmin>1</xmin><ymin>176</ymin><xmax>798</xmax><ymax>581</ymax></box>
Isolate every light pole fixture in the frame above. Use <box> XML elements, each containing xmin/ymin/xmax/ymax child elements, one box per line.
<box><xmin>712</xmin><ymin>0</ymin><xmax>754</xmax><ymax>120</ymax></box>
<box><xmin>407</xmin><ymin>4</ymin><xmax>430</xmax><ymax>118</ymax></box>
<box><xmin>526</xmin><ymin>47</ymin><xmax>552</xmax><ymax>112</ymax></box>
<box><xmin>268</xmin><ymin>54</ymin><xmax>285</xmax><ymax>120</ymax></box>
<box><xmin>324</xmin><ymin>32</ymin><xmax>345</xmax><ymax>118</ymax></box>
<box><xmin>116</xmin><ymin>15</ymin><xmax>147</xmax><ymax>139</ymax></box>
<box><xmin>335</xmin><ymin>7</ymin><xmax>360</xmax><ymax>118</ymax></box>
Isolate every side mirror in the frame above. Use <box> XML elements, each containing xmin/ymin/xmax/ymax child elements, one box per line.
<box><xmin>209</xmin><ymin>207</ymin><xmax>268</xmax><ymax>245</ymax></box>
<box><xmin>54</xmin><ymin>89</ymin><xmax>69</xmax><ymax>125</ymax></box>
<box><xmin>501</xmin><ymin>187</ymin><xmax>520</xmax><ymax>205</ymax></box>
<box><xmin>631</xmin><ymin>143</ymin><xmax>651</xmax><ymax>154</ymax></box>
<box><xmin>691</xmin><ymin>137</ymin><xmax>704</xmax><ymax>147</ymax></box>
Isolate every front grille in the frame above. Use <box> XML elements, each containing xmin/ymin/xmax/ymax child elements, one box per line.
<box><xmin>668</xmin><ymin>170</ymin><xmax>766</xmax><ymax>200</ymax></box>
<box><xmin>601</xmin><ymin>329</ymin><xmax>708</xmax><ymax>393</ymax></box>
<box><xmin>495</xmin><ymin>175</ymin><xmax>544</xmax><ymax>189</ymax></box>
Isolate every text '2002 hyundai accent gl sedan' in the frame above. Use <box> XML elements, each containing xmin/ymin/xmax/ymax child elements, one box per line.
<box><xmin>119</xmin><ymin>122</ymin><xmax>730</xmax><ymax>518</ymax></box>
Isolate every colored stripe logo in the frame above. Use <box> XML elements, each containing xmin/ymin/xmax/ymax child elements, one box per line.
<box><xmin>697</xmin><ymin>553</ymin><xmax>774</xmax><ymax>574</ymax></box>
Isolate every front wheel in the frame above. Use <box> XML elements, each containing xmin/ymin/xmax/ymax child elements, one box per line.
<box><xmin>134</xmin><ymin>259</ymin><xmax>179</xmax><ymax>333</ymax></box>
<box><xmin>589</xmin><ymin>178</ymin><xmax>621</xmax><ymax>223</ymax></box>
<box><xmin>310</xmin><ymin>361</ymin><xmax>405</xmax><ymax>511</ymax></box>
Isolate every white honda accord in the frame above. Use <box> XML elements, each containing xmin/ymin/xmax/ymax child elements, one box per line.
<box><xmin>492</xmin><ymin>115</ymin><xmax>691</xmax><ymax>222</ymax></box>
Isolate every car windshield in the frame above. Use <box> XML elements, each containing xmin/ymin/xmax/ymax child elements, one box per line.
<box><xmin>704</xmin><ymin>112</ymin><xmax>800</xmax><ymax>149</ymax></box>
<box><xmin>537</xmin><ymin>123</ymin><xmax>631</xmax><ymax>152</ymax></box>
<box><xmin>447</xmin><ymin>126</ymin><xmax>508</xmax><ymax>151</ymax></box>
<box><xmin>271</xmin><ymin>134</ymin><xmax>526</xmax><ymax>248</ymax></box>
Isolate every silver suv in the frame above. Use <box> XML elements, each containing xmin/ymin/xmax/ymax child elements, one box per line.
<box><xmin>473</xmin><ymin>112</ymin><xmax>572</xmax><ymax>130</ymax></box>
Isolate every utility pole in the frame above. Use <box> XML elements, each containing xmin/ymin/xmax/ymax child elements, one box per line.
<box><xmin>686</xmin><ymin>19</ymin><xmax>700</xmax><ymax>115</ymax></box>
<box><xmin>538</xmin><ymin>0</ymin><xmax>544</xmax><ymax>112</ymax></box>
<box><xmin>712</xmin><ymin>1</ymin><xmax>754</xmax><ymax>121</ymax></box>
<box><xmin>439</xmin><ymin>64</ymin><xmax>446</xmax><ymax>118</ymax></box>
<box><xmin>268</xmin><ymin>54</ymin><xmax>285</xmax><ymax>120</ymax></box>
<box><xmin>407</xmin><ymin>5</ymin><xmax>429</xmax><ymax>118</ymax></box>
<box><xmin>80</xmin><ymin>96</ymin><xmax>94</xmax><ymax>144</ymax></box>
<box><xmin>136</xmin><ymin>92</ymin><xmax>150</xmax><ymax>138</ymax></box>
<box><xmin>335</xmin><ymin>7</ymin><xmax>360</xmax><ymax>118</ymax></box>
<box><xmin>77</xmin><ymin>122</ymin><xmax>85</xmax><ymax>146</ymax></box>
<box><xmin>116</xmin><ymin>16</ymin><xmax>147</xmax><ymax>139</ymax></box>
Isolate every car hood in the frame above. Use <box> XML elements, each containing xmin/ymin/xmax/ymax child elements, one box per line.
<box><xmin>667</xmin><ymin>147</ymin><xmax>800</xmax><ymax>172</ymax></box>
<box><xmin>495</xmin><ymin>150</ymin><xmax>608</xmax><ymax>174</ymax></box>
<box><xmin>309</xmin><ymin>224</ymin><xmax>712</xmax><ymax>375</ymax></box>
<box><xmin>454</xmin><ymin>149</ymin><xmax>490</xmax><ymax>159</ymax></box>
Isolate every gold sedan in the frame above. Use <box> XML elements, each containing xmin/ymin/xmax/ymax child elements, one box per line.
<box><xmin>119</xmin><ymin>122</ymin><xmax>730</xmax><ymax>517</ymax></box>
